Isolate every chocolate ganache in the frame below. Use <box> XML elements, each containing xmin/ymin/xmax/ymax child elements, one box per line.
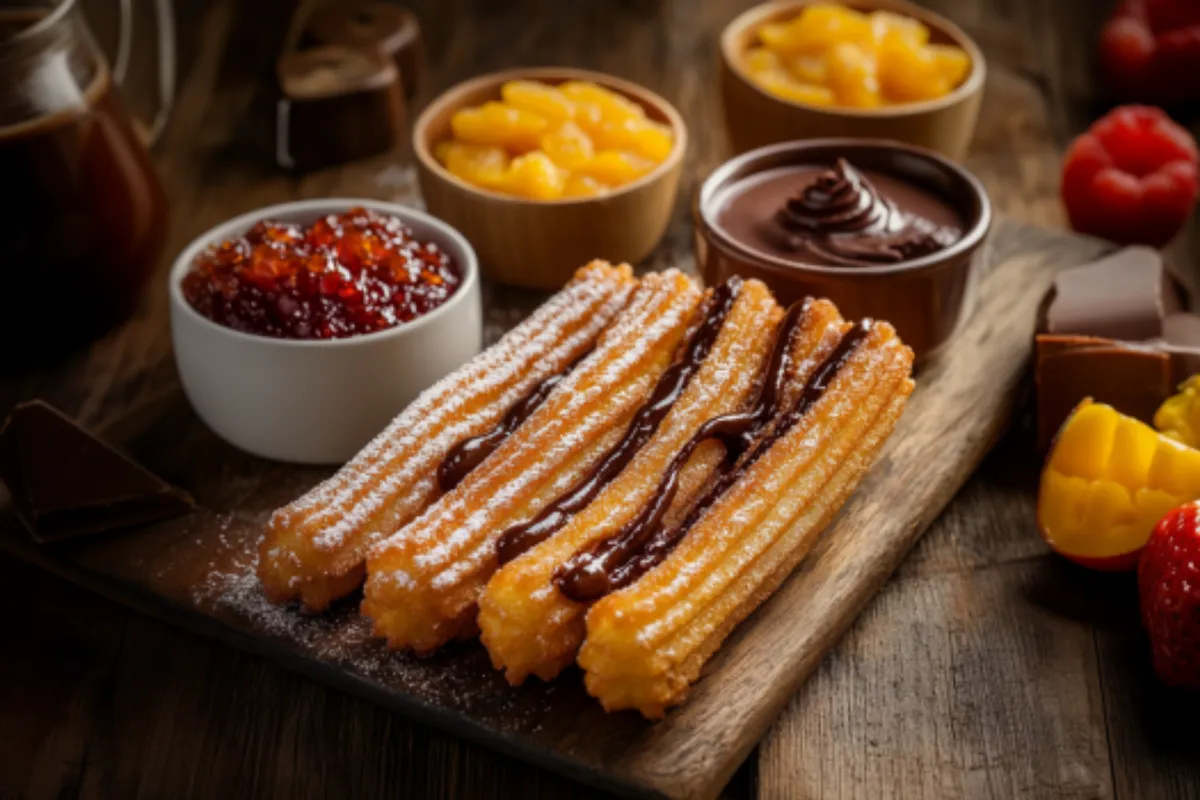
<box><xmin>715</xmin><ymin>158</ymin><xmax>964</xmax><ymax>268</ymax></box>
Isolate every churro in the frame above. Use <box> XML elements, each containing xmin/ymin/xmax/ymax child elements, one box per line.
<box><xmin>258</xmin><ymin>260</ymin><xmax>635</xmax><ymax>611</ymax></box>
<box><xmin>478</xmin><ymin>278</ymin><xmax>789</xmax><ymax>684</ymax></box>
<box><xmin>577</xmin><ymin>316</ymin><xmax>914</xmax><ymax>718</ymax></box>
<box><xmin>362</xmin><ymin>270</ymin><xmax>702</xmax><ymax>653</ymax></box>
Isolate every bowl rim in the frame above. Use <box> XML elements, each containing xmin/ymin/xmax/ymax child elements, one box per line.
<box><xmin>168</xmin><ymin>198</ymin><xmax>480</xmax><ymax>349</ymax></box>
<box><xmin>720</xmin><ymin>0</ymin><xmax>987</xmax><ymax>119</ymax></box>
<box><xmin>696</xmin><ymin>137</ymin><xmax>992</xmax><ymax>277</ymax></box>
<box><xmin>412</xmin><ymin>66</ymin><xmax>689</xmax><ymax>206</ymax></box>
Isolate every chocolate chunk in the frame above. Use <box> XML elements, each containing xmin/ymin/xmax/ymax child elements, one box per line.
<box><xmin>1034</xmin><ymin>247</ymin><xmax>1200</xmax><ymax>449</ymax></box>
<box><xmin>305</xmin><ymin>3</ymin><xmax>423</xmax><ymax>98</ymax></box>
<box><xmin>1036</xmin><ymin>335</ymin><xmax>1174</xmax><ymax>451</ymax></box>
<box><xmin>1042</xmin><ymin>246</ymin><xmax>1184</xmax><ymax>340</ymax></box>
<box><xmin>275</xmin><ymin>45</ymin><xmax>405</xmax><ymax>171</ymax></box>
<box><xmin>0</xmin><ymin>401</ymin><xmax>193</xmax><ymax>542</ymax></box>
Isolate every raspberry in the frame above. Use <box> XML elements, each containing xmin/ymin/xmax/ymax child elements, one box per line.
<box><xmin>1060</xmin><ymin>105</ymin><xmax>1198</xmax><ymax>247</ymax></box>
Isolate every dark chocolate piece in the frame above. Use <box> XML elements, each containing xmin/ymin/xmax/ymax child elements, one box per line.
<box><xmin>0</xmin><ymin>401</ymin><xmax>193</xmax><ymax>542</ymax></box>
<box><xmin>305</xmin><ymin>3</ymin><xmax>423</xmax><ymax>98</ymax></box>
<box><xmin>1042</xmin><ymin>246</ymin><xmax>1183</xmax><ymax>340</ymax></box>
<box><xmin>274</xmin><ymin>45</ymin><xmax>405</xmax><ymax>171</ymax></box>
<box><xmin>1034</xmin><ymin>247</ymin><xmax>1200</xmax><ymax>449</ymax></box>
<box><xmin>1036</xmin><ymin>335</ymin><xmax>1172</xmax><ymax>451</ymax></box>
<box><xmin>495</xmin><ymin>278</ymin><xmax>744</xmax><ymax>566</ymax></box>
<box><xmin>555</xmin><ymin>315</ymin><xmax>872</xmax><ymax>602</ymax></box>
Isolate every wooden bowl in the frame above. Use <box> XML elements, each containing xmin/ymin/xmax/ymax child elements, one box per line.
<box><xmin>719</xmin><ymin>0</ymin><xmax>986</xmax><ymax>161</ymax></box>
<box><xmin>414</xmin><ymin>67</ymin><xmax>687</xmax><ymax>289</ymax></box>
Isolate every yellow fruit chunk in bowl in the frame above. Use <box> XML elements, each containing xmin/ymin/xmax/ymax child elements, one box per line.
<box><xmin>415</xmin><ymin>67</ymin><xmax>687</xmax><ymax>289</ymax></box>
<box><xmin>451</xmin><ymin>101</ymin><xmax>549</xmax><ymax>152</ymax></box>
<box><xmin>738</xmin><ymin>1</ymin><xmax>972</xmax><ymax>110</ymax></box>
<box><xmin>434</xmin><ymin>78</ymin><xmax>675</xmax><ymax>202</ymax></box>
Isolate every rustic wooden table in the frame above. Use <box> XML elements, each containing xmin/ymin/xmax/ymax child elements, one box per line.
<box><xmin>3</xmin><ymin>1</ymin><xmax>1200</xmax><ymax>798</ymax></box>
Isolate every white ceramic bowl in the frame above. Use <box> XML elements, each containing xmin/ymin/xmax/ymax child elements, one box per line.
<box><xmin>169</xmin><ymin>198</ymin><xmax>482</xmax><ymax>464</ymax></box>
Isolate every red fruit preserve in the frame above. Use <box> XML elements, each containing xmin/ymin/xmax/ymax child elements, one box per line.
<box><xmin>181</xmin><ymin>207</ymin><xmax>462</xmax><ymax>339</ymax></box>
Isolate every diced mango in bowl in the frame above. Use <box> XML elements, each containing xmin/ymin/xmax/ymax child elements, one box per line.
<box><xmin>437</xmin><ymin>80</ymin><xmax>675</xmax><ymax>201</ymax></box>
<box><xmin>741</xmin><ymin>3</ymin><xmax>972</xmax><ymax>109</ymax></box>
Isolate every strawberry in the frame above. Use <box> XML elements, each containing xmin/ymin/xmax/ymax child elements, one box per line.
<box><xmin>1145</xmin><ymin>0</ymin><xmax>1200</xmax><ymax>35</ymax></box>
<box><xmin>1060</xmin><ymin>105</ymin><xmax>1199</xmax><ymax>248</ymax></box>
<box><xmin>1138</xmin><ymin>501</ymin><xmax>1200</xmax><ymax>690</ymax></box>
<box><xmin>1100</xmin><ymin>0</ymin><xmax>1200</xmax><ymax>104</ymax></box>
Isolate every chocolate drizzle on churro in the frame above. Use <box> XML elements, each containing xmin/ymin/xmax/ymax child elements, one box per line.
<box><xmin>439</xmin><ymin>364</ymin><xmax>575</xmax><ymax>492</ymax></box>
<box><xmin>495</xmin><ymin>278</ymin><xmax>745</xmax><ymax>566</ymax></box>
<box><xmin>555</xmin><ymin>316</ymin><xmax>874</xmax><ymax>602</ymax></box>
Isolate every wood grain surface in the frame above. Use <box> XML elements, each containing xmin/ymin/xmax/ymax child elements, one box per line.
<box><xmin>3</xmin><ymin>0</ymin><xmax>1200</xmax><ymax>799</ymax></box>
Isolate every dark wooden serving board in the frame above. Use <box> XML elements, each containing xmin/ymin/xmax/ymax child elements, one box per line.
<box><xmin>0</xmin><ymin>218</ymin><xmax>1104</xmax><ymax>800</ymax></box>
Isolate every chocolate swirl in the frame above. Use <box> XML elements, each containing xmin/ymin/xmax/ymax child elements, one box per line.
<box><xmin>774</xmin><ymin>159</ymin><xmax>958</xmax><ymax>267</ymax></box>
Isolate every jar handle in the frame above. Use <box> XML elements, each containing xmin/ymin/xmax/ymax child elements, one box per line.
<box><xmin>111</xmin><ymin>0</ymin><xmax>175</xmax><ymax>144</ymax></box>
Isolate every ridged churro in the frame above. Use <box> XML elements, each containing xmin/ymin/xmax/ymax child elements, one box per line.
<box><xmin>258</xmin><ymin>261</ymin><xmax>635</xmax><ymax>611</ymax></box>
<box><xmin>578</xmin><ymin>317</ymin><xmax>914</xmax><ymax>718</ymax></box>
<box><xmin>362</xmin><ymin>270</ymin><xmax>703</xmax><ymax>653</ymax></box>
<box><xmin>478</xmin><ymin>278</ymin><xmax>787</xmax><ymax>684</ymax></box>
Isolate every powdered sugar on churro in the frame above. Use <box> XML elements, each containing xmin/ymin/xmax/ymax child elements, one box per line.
<box><xmin>363</xmin><ymin>272</ymin><xmax>703</xmax><ymax>648</ymax></box>
<box><xmin>259</xmin><ymin>263</ymin><xmax>634</xmax><ymax>605</ymax></box>
<box><xmin>375</xmin><ymin>273</ymin><xmax>698</xmax><ymax>581</ymax></box>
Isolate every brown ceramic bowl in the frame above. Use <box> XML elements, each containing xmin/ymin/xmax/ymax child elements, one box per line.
<box><xmin>720</xmin><ymin>0</ymin><xmax>985</xmax><ymax>161</ymax></box>
<box><xmin>414</xmin><ymin>67</ymin><xmax>687</xmax><ymax>289</ymax></box>
<box><xmin>694</xmin><ymin>138</ymin><xmax>992</xmax><ymax>361</ymax></box>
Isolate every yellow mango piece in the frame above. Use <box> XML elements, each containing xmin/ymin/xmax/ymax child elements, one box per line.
<box><xmin>1155</xmin><ymin>375</ymin><xmax>1200</xmax><ymax>448</ymax></box>
<box><xmin>754</xmin><ymin>69</ymin><xmax>836</xmax><ymax>106</ymax></box>
<box><xmin>869</xmin><ymin>10</ymin><xmax>929</xmax><ymax>46</ymax></box>
<box><xmin>1147</xmin><ymin>437</ymin><xmax>1200</xmax><ymax>496</ymax></box>
<box><xmin>1106</xmin><ymin>414</ymin><xmax>1157</xmax><ymax>488</ymax></box>
<box><xmin>1040</xmin><ymin>470</ymin><xmax>1090</xmax><ymax>545</ymax></box>
<box><xmin>541</xmin><ymin>121</ymin><xmax>595</xmax><ymax>171</ymax></box>
<box><xmin>1050</xmin><ymin>401</ymin><xmax>1117</xmax><ymax>482</ymax></box>
<box><xmin>501</xmin><ymin>80</ymin><xmax>576</xmax><ymax>124</ymax></box>
<box><xmin>500</xmin><ymin>152</ymin><xmax>566</xmax><ymax>200</ymax></box>
<box><xmin>744</xmin><ymin>46</ymin><xmax>782</xmax><ymax>75</ymax></box>
<box><xmin>575</xmin><ymin>150</ymin><xmax>656</xmax><ymax>186</ymax></box>
<box><xmin>562</xmin><ymin>173</ymin><xmax>610</xmax><ymax>198</ymax></box>
<box><xmin>435</xmin><ymin>141</ymin><xmax>509</xmax><ymax>189</ymax></box>
<box><xmin>759</xmin><ymin>4</ymin><xmax>874</xmax><ymax>55</ymax></box>
<box><xmin>1135</xmin><ymin>487</ymin><xmax>1182</xmax><ymax>533</ymax></box>
<box><xmin>559</xmin><ymin>81</ymin><xmax>645</xmax><ymax>125</ymax></box>
<box><xmin>929</xmin><ymin>44</ymin><xmax>971</xmax><ymax>88</ymax></box>
<box><xmin>826</xmin><ymin>42</ymin><xmax>881</xmax><ymax>108</ymax></box>
<box><xmin>1080</xmin><ymin>479</ymin><xmax>1135</xmax><ymax>535</ymax></box>
<box><xmin>1039</xmin><ymin>400</ymin><xmax>1200</xmax><ymax>566</ymax></box>
<box><xmin>787</xmin><ymin>53</ymin><xmax>829</xmax><ymax>85</ymax></box>
<box><xmin>451</xmin><ymin>101</ymin><xmax>549</xmax><ymax>152</ymax></box>
<box><xmin>877</xmin><ymin>32</ymin><xmax>947</xmax><ymax>103</ymax></box>
<box><xmin>588</xmin><ymin>117</ymin><xmax>673</xmax><ymax>162</ymax></box>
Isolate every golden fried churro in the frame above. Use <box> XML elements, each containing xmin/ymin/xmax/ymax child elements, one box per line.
<box><xmin>258</xmin><ymin>261</ymin><xmax>635</xmax><ymax>611</ymax></box>
<box><xmin>362</xmin><ymin>270</ymin><xmax>703</xmax><ymax>653</ymax></box>
<box><xmin>578</xmin><ymin>317</ymin><xmax>914</xmax><ymax>718</ymax></box>
<box><xmin>478</xmin><ymin>278</ymin><xmax>788</xmax><ymax>684</ymax></box>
